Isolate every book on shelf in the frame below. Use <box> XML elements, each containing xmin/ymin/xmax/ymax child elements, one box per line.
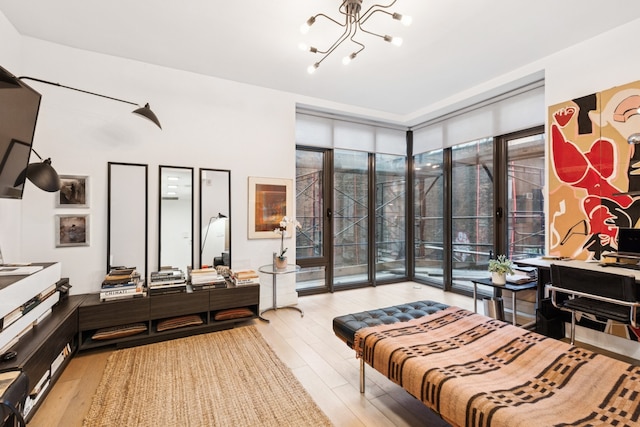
<box><xmin>148</xmin><ymin>286</ymin><xmax>187</xmax><ymax>296</ymax></box>
<box><xmin>100</xmin><ymin>283</ymin><xmax>146</xmax><ymax>301</ymax></box>
<box><xmin>505</xmin><ymin>274</ymin><xmax>535</xmax><ymax>284</ymax></box>
<box><xmin>1</xmin><ymin>306</ymin><xmax>23</xmax><ymax>331</ymax></box>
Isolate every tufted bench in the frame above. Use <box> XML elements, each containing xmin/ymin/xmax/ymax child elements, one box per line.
<box><xmin>333</xmin><ymin>300</ymin><xmax>449</xmax><ymax>393</ymax></box>
<box><xmin>332</xmin><ymin>300</ymin><xmax>449</xmax><ymax>349</ymax></box>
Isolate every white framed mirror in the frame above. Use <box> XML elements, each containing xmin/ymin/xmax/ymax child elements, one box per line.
<box><xmin>199</xmin><ymin>168</ymin><xmax>231</xmax><ymax>268</ymax></box>
<box><xmin>108</xmin><ymin>162</ymin><xmax>148</xmax><ymax>279</ymax></box>
<box><xmin>159</xmin><ymin>165</ymin><xmax>194</xmax><ymax>273</ymax></box>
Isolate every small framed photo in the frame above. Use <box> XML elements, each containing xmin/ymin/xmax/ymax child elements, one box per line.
<box><xmin>55</xmin><ymin>214</ymin><xmax>90</xmax><ymax>247</ymax></box>
<box><xmin>248</xmin><ymin>176</ymin><xmax>293</xmax><ymax>239</ymax></box>
<box><xmin>57</xmin><ymin>175</ymin><xmax>89</xmax><ymax>207</ymax></box>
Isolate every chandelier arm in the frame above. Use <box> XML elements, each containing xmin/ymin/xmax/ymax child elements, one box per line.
<box><xmin>315</xmin><ymin>18</ymin><xmax>358</xmax><ymax>67</ymax></box>
<box><xmin>357</xmin><ymin>22</ymin><xmax>386</xmax><ymax>40</ymax></box>
<box><xmin>359</xmin><ymin>0</ymin><xmax>398</xmax><ymax>22</ymax></box>
<box><xmin>313</xmin><ymin>12</ymin><xmax>347</xmax><ymax>28</ymax></box>
<box><xmin>315</xmin><ymin>14</ymin><xmax>355</xmax><ymax>56</ymax></box>
<box><xmin>348</xmin><ymin>33</ymin><xmax>366</xmax><ymax>55</ymax></box>
<box><xmin>359</xmin><ymin>8</ymin><xmax>393</xmax><ymax>26</ymax></box>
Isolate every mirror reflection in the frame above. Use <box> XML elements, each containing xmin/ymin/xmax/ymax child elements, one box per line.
<box><xmin>108</xmin><ymin>162</ymin><xmax>148</xmax><ymax>279</ymax></box>
<box><xmin>159</xmin><ymin>166</ymin><xmax>194</xmax><ymax>273</ymax></box>
<box><xmin>199</xmin><ymin>169</ymin><xmax>231</xmax><ymax>268</ymax></box>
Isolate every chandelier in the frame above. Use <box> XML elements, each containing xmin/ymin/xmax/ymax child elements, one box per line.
<box><xmin>300</xmin><ymin>0</ymin><xmax>412</xmax><ymax>74</ymax></box>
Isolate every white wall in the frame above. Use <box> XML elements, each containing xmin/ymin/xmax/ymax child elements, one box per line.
<box><xmin>0</xmin><ymin>30</ymin><xmax>305</xmax><ymax>295</ymax></box>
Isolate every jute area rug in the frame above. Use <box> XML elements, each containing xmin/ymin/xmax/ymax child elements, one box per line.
<box><xmin>83</xmin><ymin>325</ymin><xmax>333</xmax><ymax>426</ymax></box>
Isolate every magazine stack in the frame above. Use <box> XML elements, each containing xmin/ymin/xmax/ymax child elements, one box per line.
<box><xmin>101</xmin><ymin>267</ymin><xmax>145</xmax><ymax>302</ymax></box>
<box><xmin>189</xmin><ymin>267</ymin><xmax>227</xmax><ymax>291</ymax></box>
<box><xmin>148</xmin><ymin>267</ymin><xmax>187</xmax><ymax>295</ymax></box>
<box><xmin>230</xmin><ymin>269</ymin><xmax>259</xmax><ymax>286</ymax></box>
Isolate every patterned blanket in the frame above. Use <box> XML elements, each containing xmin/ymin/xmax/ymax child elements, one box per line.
<box><xmin>354</xmin><ymin>306</ymin><xmax>640</xmax><ymax>427</ymax></box>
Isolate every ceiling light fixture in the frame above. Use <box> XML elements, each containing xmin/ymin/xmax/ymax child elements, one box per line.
<box><xmin>301</xmin><ymin>0</ymin><xmax>411</xmax><ymax>74</ymax></box>
<box><xmin>19</xmin><ymin>76</ymin><xmax>162</xmax><ymax>129</ymax></box>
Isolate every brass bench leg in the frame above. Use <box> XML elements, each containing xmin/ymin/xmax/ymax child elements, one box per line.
<box><xmin>570</xmin><ymin>311</ymin><xmax>576</xmax><ymax>345</ymax></box>
<box><xmin>360</xmin><ymin>358</ymin><xmax>365</xmax><ymax>393</ymax></box>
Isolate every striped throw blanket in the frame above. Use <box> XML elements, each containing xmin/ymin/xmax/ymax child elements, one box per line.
<box><xmin>354</xmin><ymin>306</ymin><xmax>640</xmax><ymax>427</ymax></box>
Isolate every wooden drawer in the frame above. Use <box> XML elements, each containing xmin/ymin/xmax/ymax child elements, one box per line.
<box><xmin>210</xmin><ymin>285</ymin><xmax>259</xmax><ymax>310</ymax></box>
<box><xmin>79</xmin><ymin>296</ymin><xmax>150</xmax><ymax>330</ymax></box>
<box><xmin>150</xmin><ymin>292</ymin><xmax>210</xmax><ymax>319</ymax></box>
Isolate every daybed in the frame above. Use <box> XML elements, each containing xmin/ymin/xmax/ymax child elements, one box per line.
<box><xmin>334</xmin><ymin>301</ymin><xmax>640</xmax><ymax>427</ymax></box>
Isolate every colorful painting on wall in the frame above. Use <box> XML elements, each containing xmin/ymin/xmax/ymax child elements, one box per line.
<box><xmin>548</xmin><ymin>80</ymin><xmax>640</xmax><ymax>341</ymax></box>
<box><xmin>549</xmin><ymin>80</ymin><xmax>640</xmax><ymax>260</ymax></box>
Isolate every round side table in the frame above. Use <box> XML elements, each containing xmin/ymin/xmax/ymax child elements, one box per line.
<box><xmin>258</xmin><ymin>264</ymin><xmax>303</xmax><ymax>322</ymax></box>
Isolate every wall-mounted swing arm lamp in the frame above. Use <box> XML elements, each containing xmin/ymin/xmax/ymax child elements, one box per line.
<box><xmin>18</xmin><ymin>76</ymin><xmax>162</xmax><ymax>129</ymax></box>
<box><xmin>300</xmin><ymin>0</ymin><xmax>412</xmax><ymax>73</ymax></box>
<box><xmin>14</xmin><ymin>148</ymin><xmax>61</xmax><ymax>192</ymax></box>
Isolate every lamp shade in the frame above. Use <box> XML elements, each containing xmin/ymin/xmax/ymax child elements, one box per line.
<box><xmin>133</xmin><ymin>103</ymin><xmax>162</xmax><ymax>129</ymax></box>
<box><xmin>26</xmin><ymin>158</ymin><xmax>60</xmax><ymax>192</ymax></box>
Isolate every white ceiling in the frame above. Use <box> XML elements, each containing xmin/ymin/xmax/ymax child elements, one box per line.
<box><xmin>3</xmin><ymin>1</ymin><xmax>640</xmax><ymax>120</ymax></box>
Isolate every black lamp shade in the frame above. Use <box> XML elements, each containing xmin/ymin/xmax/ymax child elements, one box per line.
<box><xmin>26</xmin><ymin>159</ymin><xmax>60</xmax><ymax>192</ymax></box>
<box><xmin>133</xmin><ymin>103</ymin><xmax>162</xmax><ymax>129</ymax></box>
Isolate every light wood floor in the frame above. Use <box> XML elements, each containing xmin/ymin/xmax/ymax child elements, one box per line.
<box><xmin>30</xmin><ymin>282</ymin><xmax>468</xmax><ymax>426</ymax></box>
<box><xmin>28</xmin><ymin>282</ymin><xmax>638</xmax><ymax>426</ymax></box>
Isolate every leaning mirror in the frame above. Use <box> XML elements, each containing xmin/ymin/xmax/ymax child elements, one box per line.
<box><xmin>108</xmin><ymin>162</ymin><xmax>148</xmax><ymax>279</ymax></box>
<box><xmin>199</xmin><ymin>168</ymin><xmax>231</xmax><ymax>268</ymax></box>
<box><xmin>159</xmin><ymin>165</ymin><xmax>194</xmax><ymax>273</ymax></box>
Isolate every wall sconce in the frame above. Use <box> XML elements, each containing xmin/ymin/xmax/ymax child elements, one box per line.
<box><xmin>15</xmin><ymin>148</ymin><xmax>61</xmax><ymax>192</ymax></box>
<box><xmin>19</xmin><ymin>76</ymin><xmax>162</xmax><ymax>129</ymax></box>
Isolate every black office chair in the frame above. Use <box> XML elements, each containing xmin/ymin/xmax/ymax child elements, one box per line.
<box><xmin>547</xmin><ymin>264</ymin><xmax>640</xmax><ymax>344</ymax></box>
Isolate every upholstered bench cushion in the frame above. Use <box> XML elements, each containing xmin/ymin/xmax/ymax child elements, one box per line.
<box><xmin>332</xmin><ymin>300</ymin><xmax>449</xmax><ymax>348</ymax></box>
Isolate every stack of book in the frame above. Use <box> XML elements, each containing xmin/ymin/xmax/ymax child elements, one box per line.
<box><xmin>100</xmin><ymin>267</ymin><xmax>145</xmax><ymax>302</ymax></box>
<box><xmin>189</xmin><ymin>268</ymin><xmax>227</xmax><ymax>291</ymax></box>
<box><xmin>0</xmin><ymin>281</ymin><xmax>60</xmax><ymax>331</ymax></box>
<box><xmin>148</xmin><ymin>267</ymin><xmax>187</xmax><ymax>295</ymax></box>
<box><xmin>230</xmin><ymin>269</ymin><xmax>259</xmax><ymax>286</ymax></box>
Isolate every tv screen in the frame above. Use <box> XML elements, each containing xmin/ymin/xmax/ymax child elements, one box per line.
<box><xmin>0</xmin><ymin>65</ymin><xmax>41</xmax><ymax>199</ymax></box>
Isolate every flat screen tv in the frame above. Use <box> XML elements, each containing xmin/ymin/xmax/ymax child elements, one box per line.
<box><xmin>0</xmin><ymin>65</ymin><xmax>42</xmax><ymax>199</ymax></box>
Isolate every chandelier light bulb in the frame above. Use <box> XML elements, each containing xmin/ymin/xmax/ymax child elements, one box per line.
<box><xmin>342</xmin><ymin>53</ymin><xmax>357</xmax><ymax>65</ymax></box>
<box><xmin>300</xmin><ymin>16</ymin><xmax>315</xmax><ymax>34</ymax></box>
<box><xmin>393</xmin><ymin>13</ymin><xmax>412</xmax><ymax>26</ymax></box>
<box><xmin>298</xmin><ymin>42</ymin><xmax>308</xmax><ymax>52</ymax></box>
<box><xmin>307</xmin><ymin>63</ymin><xmax>319</xmax><ymax>74</ymax></box>
<box><xmin>384</xmin><ymin>35</ymin><xmax>403</xmax><ymax>46</ymax></box>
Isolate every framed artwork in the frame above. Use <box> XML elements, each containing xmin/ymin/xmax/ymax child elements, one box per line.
<box><xmin>248</xmin><ymin>176</ymin><xmax>292</xmax><ymax>239</ymax></box>
<box><xmin>57</xmin><ymin>175</ymin><xmax>89</xmax><ymax>207</ymax></box>
<box><xmin>55</xmin><ymin>214</ymin><xmax>90</xmax><ymax>247</ymax></box>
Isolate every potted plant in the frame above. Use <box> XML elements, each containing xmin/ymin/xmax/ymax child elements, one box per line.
<box><xmin>274</xmin><ymin>216</ymin><xmax>301</xmax><ymax>270</ymax></box>
<box><xmin>488</xmin><ymin>254</ymin><xmax>514</xmax><ymax>285</ymax></box>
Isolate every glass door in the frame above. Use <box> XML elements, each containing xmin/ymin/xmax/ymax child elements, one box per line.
<box><xmin>501</xmin><ymin>127</ymin><xmax>546</xmax><ymax>259</ymax></box>
<box><xmin>295</xmin><ymin>148</ymin><xmax>331</xmax><ymax>293</ymax></box>
<box><xmin>333</xmin><ymin>149</ymin><xmax>370</xmax><ymax>288</ymax></box>
<box><xmin>450</xmin><ymin>138</ymin><xmax>494</xmax><ymax>293</ymax></box>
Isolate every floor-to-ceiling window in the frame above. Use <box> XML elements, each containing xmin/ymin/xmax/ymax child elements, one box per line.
<box><xmin>375</xmin><ymin>153</ymin><xmax>407</xmax><ymax>280</ymax></box>
<box><xmin>295</xmin><ymin>148</ymin><xmax>330</xmax><ymax>292</ymax></box>
<box><xmin>414</xmin><ymin>150</ymin><xmax>445</xmax><ymax>287</ymax></box>
<box><xmin>503</xmin><ymin>130</ymin><xmax>546</xmax><ymax>259</ymax></box>
<box><xmin>451</xmin><ymin>137</ymin><xmax>495</xmax><ymax>293</ymax></box>
<box><xmin>333</xmin><ymin>149</ymin><xmax>370</xmax><ymax>287</ymax></box>
<box><xmin>295</xmin><ymin>114</ymin><xmax>408</xmax><ymax>293</ymax></box>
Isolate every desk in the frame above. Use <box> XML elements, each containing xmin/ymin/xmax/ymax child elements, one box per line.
<box><xmin>258</xmin><ymin>264</ymin><xmax>303</xmax><ymax>321</ymax></box>
<box><xmin>517</xmin><ymin>257</ymin><xmax>640</xmax><ymax>301</ymax></box>
<box><xmin>471</xmin><ymin>277</ymin><xmax>537</xmax><ymax>326</ymax></box>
